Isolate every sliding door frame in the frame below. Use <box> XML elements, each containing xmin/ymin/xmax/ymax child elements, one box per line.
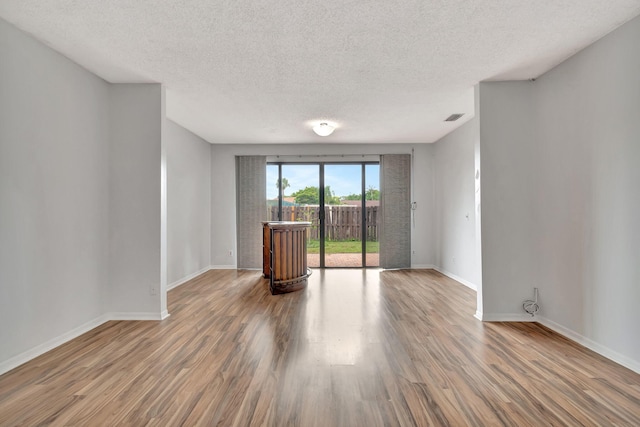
<box><xmin>268</xmin><ymin>161</ymin><xmax>379</xmax><ymax>268</ymax></box>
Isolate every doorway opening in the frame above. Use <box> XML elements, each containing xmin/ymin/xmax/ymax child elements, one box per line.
<box><xmin>266</xmin><ymin>162</ymin><xmax>380</xmax><ymax>268</ymax></box>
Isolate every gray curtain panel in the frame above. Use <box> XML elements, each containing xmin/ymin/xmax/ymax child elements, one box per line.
<box><xmin>380</xmin><ymin>154</ymin><xmax>411</xmax><ymax>269</ymax></box>
<box><xmin>236</xmin><ymin>156</ymin><xmax>267</xmax><ymax>269</ymax></box>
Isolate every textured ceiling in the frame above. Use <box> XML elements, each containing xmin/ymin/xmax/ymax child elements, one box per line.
<box><xmin>1</xmin><ymin>1</ymin><xmax>639</xmax><ymax>144</ymax></box>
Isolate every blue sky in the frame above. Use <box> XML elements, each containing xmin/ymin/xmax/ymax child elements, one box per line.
<box><xmin>266</xmin><ymin>164</ymin><xmax>379</xmax><ymax>199</ymax></box>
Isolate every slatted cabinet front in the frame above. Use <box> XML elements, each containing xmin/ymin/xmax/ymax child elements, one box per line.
<box><xmin>262</xmin><ymin>221</ymin><xmax>310</xmax><ymax>294</ymax></box>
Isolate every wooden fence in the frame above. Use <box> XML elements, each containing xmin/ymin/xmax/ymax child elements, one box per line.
<box><xmin>268</xmin><ymin>205</ymin><xmax>378</xmax><ymax>241</ymax></box>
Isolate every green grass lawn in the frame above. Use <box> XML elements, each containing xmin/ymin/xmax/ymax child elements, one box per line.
<box><xmin>306</xmin><ymin>239</ymin><xmax>379</xmax><ymax>254</ymax></box>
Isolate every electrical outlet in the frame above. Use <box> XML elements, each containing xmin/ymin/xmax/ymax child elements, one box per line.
<box><xmin>150</xmin><ymin>285</ymin><xmax>157</xmax><ymax>296</ymax></box>
<box><xmin>228</xmin><ymin>250</ymin><xmax>233</xmax><ymax>257</ymax></box>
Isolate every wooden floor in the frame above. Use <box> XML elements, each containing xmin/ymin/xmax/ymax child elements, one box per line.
<box><xmin>1</xmin><ymin>269</ymin><xmax>639</xmax><ymax>426</ymax></box>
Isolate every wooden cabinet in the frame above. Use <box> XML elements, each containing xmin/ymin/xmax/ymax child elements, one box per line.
<box><xmin>262</xmin><ymin>221</ymin><xmax>311</xmax><ymax>294</ymax></box>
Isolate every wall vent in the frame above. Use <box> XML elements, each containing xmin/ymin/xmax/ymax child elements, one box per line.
<box><xmin>445</xmin><ymin>113</ymin><xmax>464</xmax><ymax>122</ymax></box>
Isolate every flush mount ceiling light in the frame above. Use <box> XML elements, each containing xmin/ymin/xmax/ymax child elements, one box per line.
<box><xmin>312</xmin><ymin>122</ymin><xmax>335</xmax><ymax>136</ymax></box>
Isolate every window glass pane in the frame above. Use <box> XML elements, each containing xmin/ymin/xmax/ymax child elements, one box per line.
<box><xmin>365</xmin><ymin>164</ymin><xmax>380</xmax><ymax>267</ymax></box>
<box><xmin>266</xmin><ymin>164</ymin><xmax>280</xmax><ymax>220</ymax></box>
<box><xmin>324</xmin><ymin>164</ymin><xmax>363</xmax><ymax>268</ymax></box>
<box><xmin>282</xmin><ymin>164</ymin><xmax>320</xmax><ymax>267</ymax></box>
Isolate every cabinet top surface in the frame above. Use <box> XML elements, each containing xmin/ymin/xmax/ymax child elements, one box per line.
<box><xmin>262</xmin><ymin>221</ymin><xmax>311</xmax><ymax>228</ymax></box>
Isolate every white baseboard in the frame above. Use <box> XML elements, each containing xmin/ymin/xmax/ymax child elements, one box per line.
<box><xmin>168</xmin><ymin>266</ymin><xmax>211</xmax><ymax>291</ymax></box>
<box><xmin>432</xmin><ymin>267</ymin><xmax>478</xmax><ymax>291</ymax></box>
<box><xmin>480</xmin><ymin>313</ymin><xmax>537</xmax><ymax>322</ymax></box>
<box><xmin>537</xmin><ymin>316</ymin><xmax>640</xmax><ymax>374</ymax></box>
<box><xmin>473</xmin><ymin>312</ymin><xmax>639</xmax><ymax>373</ymax></box>
<box><xmin>411</xmin><ymin>264</ymin><xmax>437</xmax><ymax>269</ymax></box>
<box><xmin>0</xmin><ymin>309</ymin><xmax>172</xmax><ymax>376</ymax></box>
<box><xmin>108</xmin><ymin>312</ymin><xmax>168</xmax><ymax>321</ymax></box>
<box><xmin>0</xmin><ymin>314</ymin><xmax>110</xmax><ymax>376</ymax></box>
<box><xmin>210</xmin><ymin>264</ymin><xmax>236</xmax><ymax>269</ymax></box>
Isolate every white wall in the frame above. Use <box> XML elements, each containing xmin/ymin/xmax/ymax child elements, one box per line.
<box><xmin>0</xmin><ymin>20</ymin><xmax>168</xmax><ymax>373</ymax></box>
<box><xmin>412</xmin><ymin>144</ymin><xmax>436</xmax><ymax>268</ymax></box>
<box><xmin>0</xmin><ymin>18</ymin><xmax>110</xmax><ymax>368</ymax></box>
<box><xmin>432</xmin><ymin>117</ymin><xmax>481</xmax><ymax>290</ymax></box>
<box><xmin>166</xmin><ymin>120</ymin><xmax>211</xmax><ymax>287</ymax></box>
<box><xmin>210</xmin><ymin>143</ymin><xmax>436</xmax><ymax>268</ymax></box>
<box><xmin>108</xmin><ymin>84</ymin><xmax>165</xmax><ymax>317</ymax></box>
<box><xmin>478</xmin><ymin>15</ymin><xmax>640</xmax><ymax>371</ymax></box>
<box><xmin>532</xmin><ymin>16</ymin><xmax>640</xmax><ymax>370</ymax></box>
<box><xmin>478</xmin><ymin>81</ymin><xmax>537</xmax><ymax>320</ymax></box>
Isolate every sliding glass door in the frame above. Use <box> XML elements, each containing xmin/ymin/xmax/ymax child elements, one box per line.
<box><xmin>267</xmin><ymin>164</ymin><xmax>321</xmax><ymax>266</ymax></box>
<box><xmin>365</xmin><ymin>164</ymin><xmax>380</xmax><ymax>267</ymax></box>
<box><xmin>324</xmin><ymin>164</ymin><xmax>362</xmax><ymax>267</ymax></box>
<box><xmin>267</xmin><ymin>162</ymin><xmax>379</xmax><ymax>268</ymax></box>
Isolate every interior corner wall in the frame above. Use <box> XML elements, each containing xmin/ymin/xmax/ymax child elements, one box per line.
<box><xmin>0</xmin><ymin>18</ymin><xmax>110</xmax><ymax>369</ymax></box>
<box><xmin>166</xmin><ymin>120</ymin><xmax>212</xmax><ymax>286</ymax></box>
<box><xmin>478</xmin><ymin>15</ymin><xmax>640</xmax><ymax>371</ymax></box>
<box><xmin>478</xmin><ymin>81</ymin><xmax>537</xmax><ymax>320</ymax></box>
<box><xmin>108</xmin><ymin>84</ymin><xmax>164</xmax><ymax>317</ymax></box>
<box><xmin>432</xmin><ymin>116</ymin><xmax>481</xmax><ymax>290</ymax></box>
<box><xmin>209</xmin><ymin>143</ymin><xmax>435</xmax><ymax>269</ymax></box>
<box><xmin>532</xmin><ymin>15</ymin><xmax>640</xmax><ymax>370</ymax></box>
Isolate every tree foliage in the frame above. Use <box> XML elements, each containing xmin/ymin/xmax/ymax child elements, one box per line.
<box><xmin>343</xmin><ymin>186</ymin><xmax>380</xmax><ymax>201</ymax></box>
<box><xmin>291</xmin><ymin>186</ymin><xmax>318</xmax><ymax>205</ymax></box>
<box><xmin>365</xmin><ymin>187</ymin><xmax>380</xmax><ymax>201</ymax></box>
<box><xmin>276</xmin><ymin>178</ymin><xmax>290</xmax><ymax>195</ymax></box>
<box><xmin>343</xmin><ymin>193</ymin><xmax>361</xmax><ymax>200</ymax></box>
<box><xmin>325</xmin><ymin>186</ymin><xmax>341</xmax><ymax>204</ymax></box>
<box><xmin>291</xmin><ymin>186</ymin><xmax>341</xmax><ymax>205</ymax></box>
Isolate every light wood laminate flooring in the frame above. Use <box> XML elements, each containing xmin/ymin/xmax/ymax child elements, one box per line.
<box><xmin>1</xmin><ymin>269</ymin><xmax>639</xmax><ymax>425</ymax></box>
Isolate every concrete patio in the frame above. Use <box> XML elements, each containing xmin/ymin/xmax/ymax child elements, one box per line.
<box><xmin>307</xmin><ymin>253</ymin><xmax>379</xmax><ymax>268</ymax></box>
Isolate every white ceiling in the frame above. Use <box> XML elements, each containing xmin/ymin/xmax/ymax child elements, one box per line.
<box><xmin>1</xmin><ymin>1</ymin><xmax>639</xmax><ymax>144</ymax></box>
